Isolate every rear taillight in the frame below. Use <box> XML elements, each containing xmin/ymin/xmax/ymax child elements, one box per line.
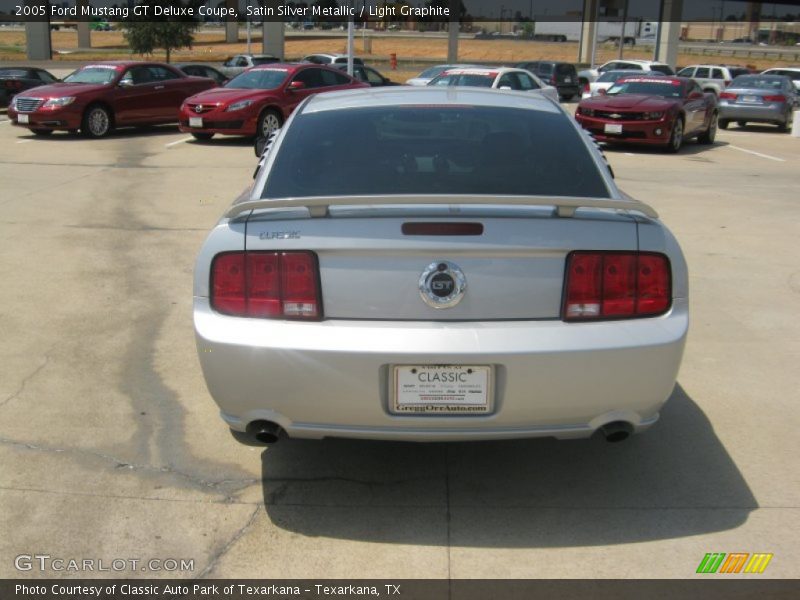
<box><xmin>764</xmin><ymin>94</ymin><xmax>786</xmax><ymax>103</ymax></box>
<box><xmin>719</xmin><ymin>92</ymin><xmax>736</xmax><ymax>100</ymax></box>
<box><xmin>582</xmin><ymin>82</ymin><xmax>590</xmax><ymax>93</ymax></box>
<box><xmin>563</xmin><ymin>251</ymin><xmax>671</xmax><ymax>321</ymax></box>
<box><xmin>550</xmin><ymin>76</ymin><xmax>557</xmax><ymax>85</ymax></box>
<box><xmin>210</xmin><ymin>251</ymin><xmax>322</xmax><ymax>319</ymax></box>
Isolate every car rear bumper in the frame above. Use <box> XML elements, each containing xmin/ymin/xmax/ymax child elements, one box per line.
<box><xmin>719</xmin><ymin>103</ymin><xmax>788</xmax><ymax>123</ymax></box>
<box><xmin>194</xmin><ymin>297</ymin><xmax>689</xmax><ymax>441</ymax></box>
<box><xmin>575</xmin><ymin>115</ymin><xmax>673</xmax><ymax>145</ymax></box>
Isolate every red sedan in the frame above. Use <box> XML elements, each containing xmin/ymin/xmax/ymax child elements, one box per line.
<box><xmin>7</xmin><ymin>61</ymin><xmax>217</xmax><ymax>138</ymax></box>
<box><xmin>178</xmin><ymin>63</ymin><xmax>368</xmax><ymax>140</ymax></box>
<box><xmin>575</xmin><ymin>76</ymin><xmax>718</xmax><ymax>152</ymax></box>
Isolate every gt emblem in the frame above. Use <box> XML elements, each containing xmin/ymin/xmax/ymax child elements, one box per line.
<box><xmin>419</xmin><ymin>261</ymin><xmax>466</xmax><ymax>309</ymax></box>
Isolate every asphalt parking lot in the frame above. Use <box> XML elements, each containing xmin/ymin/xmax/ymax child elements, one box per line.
<box><xmin>0</xmin><ymin>107</ymin><xmax>798</xmax><ymax>580</ymax></box>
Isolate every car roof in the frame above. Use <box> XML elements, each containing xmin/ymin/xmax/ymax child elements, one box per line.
<box><xmin>299</xmin><ymin>86</ymin><xmax>561</xmax><ymax>115</ymax></box>
<box><xmin>762</xmin><ymin>67</ymin><xmax>800</xmax><ymax>72</ymax></box>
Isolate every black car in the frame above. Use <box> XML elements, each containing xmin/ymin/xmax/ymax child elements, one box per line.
<box><xmin>175</xmin><ymin>63</ymin><xmax>228</xmax><ymax>86</ymax></box>
<box><xmin>515</xmin><ymin>61</ymin><xmax>580</xmax><ymax>100</ymax></box>
<box><xmin>333</xmin><ymin>64</ymin><xmax>399</xmax><ymax>87</ymax></box>
<box><xmin>0</xmin><ymin>67</ymin><xmax>59</xmax><ymax>107</ymax></box>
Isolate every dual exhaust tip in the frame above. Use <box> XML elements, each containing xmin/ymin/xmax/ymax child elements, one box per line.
<box><xmin>244</xmin><ymin>420</ymin><xmax>634</xmax><ymax>444</ymax></box>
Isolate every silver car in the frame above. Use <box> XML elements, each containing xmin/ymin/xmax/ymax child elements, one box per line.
<box><xmin>194</xmin><ymin>87</ymin><xmax>688</xmax><ymax>445</ymax></box>
<box><xmin>718</xmin><ymin>74</ymin><xmax>798</xmax><ymax>131</ymax></box>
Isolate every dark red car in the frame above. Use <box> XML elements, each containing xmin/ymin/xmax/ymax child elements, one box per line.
<box><xmin>575</xmin><ymin>76</ymin><xmax>718</xmax><ymax>152</ymax></box>
<box><xmin>178</xmin><ymin>63</ymin><xmax>368</xmax><ymax>140</ymax></box>
<box><xmin>7</xmin><ymin>61</ymin><xmax>217</xmax><ymax>138</ymax></box>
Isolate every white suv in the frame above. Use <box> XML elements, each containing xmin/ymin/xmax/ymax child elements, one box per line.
<box><xmin>578</xmin><ymin>60</ymin><xmax>674</xmax><ymax>85</ymax></box>
<box><xmin>676</xmin><ymin>64</ymin><xmax>751</xmax><ymax>95</ymax></box>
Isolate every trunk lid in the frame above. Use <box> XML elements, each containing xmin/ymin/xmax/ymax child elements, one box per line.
<box><xmin>244</xmin><ymin>207</ymin><xmax>638</xmax><ymax>320</ymax></box>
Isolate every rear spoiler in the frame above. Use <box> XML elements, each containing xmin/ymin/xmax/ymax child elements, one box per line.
<box><xmin>225</xmin><ymin>194</ymin><xmax>659</xmax><ymax>220</ymax></box>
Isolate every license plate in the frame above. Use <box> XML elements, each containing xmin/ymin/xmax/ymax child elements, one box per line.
<box><xmin>391</xmin><ymin>365</ymin><xmax>492</xmax><ymax>415</ymax></box>
<box><xmin>564</xmin><ymin>77</ymin><xmax>572</xmax><ymax>83</ymax></box>
<box><xmin>604</xmin><ymin>123</ymin><xmax>623</xmax><ymax>134</ymax></box>
<box><xmin>18</xmin><ymin>114</ymin><xmax>29</xmax><ymax>124</ymax></box>
<box><xmin>741</xmin><ymin>95</ymin><xmax>759</xmax><ymax>103</ymax></box>
<box><xmin>189</xmin><ymin>116</ymin><xmax>203</xmax><ymax>128</ymax></box>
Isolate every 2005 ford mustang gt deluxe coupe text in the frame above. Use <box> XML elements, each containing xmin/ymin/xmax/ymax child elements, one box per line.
<box><xmin>194</xmin><ymin>87</ymin><xmax>688</xmax><ymax>445</ymax></box>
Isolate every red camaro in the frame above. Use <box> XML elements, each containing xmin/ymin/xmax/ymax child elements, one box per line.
<box><xmin>178</xmin><ymin>63</ymin><xmax>368</xmax><ymax>140</ymax></box>
<box><xmin>8</xmin><ymin>61</ymin><xmax>217</xmax><ymax>138</ymax></box>
<box><xmin>575</xmin><ymin>76</ymin><xmax>718</xmax><ymax>153</ymax></box>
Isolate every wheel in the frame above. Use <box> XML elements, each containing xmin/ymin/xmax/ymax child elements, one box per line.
<box><xmin>257</xmin><ymin>109</ymin><xmax>282</xmax><ymax>138</ymax></box>
<box><xmin>191</xmin><ymin>132</ymin><xmax>214</xmax><ymax>141</ymax></box>
<box><xmin>718</xmin><ymin>119</ymin><xmax>729</xmax><ymax>130</ymax></box>
<box><xmin>30</xmin><ymin>128</ymin><xmax>52</xmax><ymax>136</ymax></box>
<box><xmin>737</xmin><ymin>120</ymin><xmax>747</xmax><ymax>128</ymax></box>
<box><xmin>81</xmin><ymin>105</ymin><xmax>113</xmax><ymax>138</ymax></box>
<box><xmin>665</xmin><ymin>118</ymin><xmax>683</xmax><ymax>153</ymax></box>
<box><xmin>698</xmin><ymin>112</ymin><xmax>718</xmax><ymax>144</ymax></box>
<box><xmin>777</xmin><ymin>110</ymin><xmax>793</xmax><ymax>132</ymax></box>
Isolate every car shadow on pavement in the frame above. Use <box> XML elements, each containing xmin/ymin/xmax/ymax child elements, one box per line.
<box><xmin>15</xmin><ymin>124</ymin><xmax>184</xmax><ymax>141</ymax></box>
<box><xmin>602</xmin><ymin>140</ymin><xmax>730</xmax><ymax>157</ymax></box>
<box><xmin>258</xmin><ymin>383</ymin><xmax>756</xmax><ymax>547</ymax></box>
<box><xmin>186</xmin><ymin>136</ymin><xmax>253</xmax><ymax>147</ymax></box>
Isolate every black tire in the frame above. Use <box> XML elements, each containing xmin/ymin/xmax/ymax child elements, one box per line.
<box><xmin>664</xmin><ymin>117</ymin><xmax>684</xmax><ymax>153</ymax></box>
<box><xmin>737</xmin><ymin>120</ymin><xmax>747</xmax><ymax>128</ymax></box>
<box><xmin>81</xmin><ymin>104</ymin><xmax>113</xmax><ymax>138</ymax></box>
<box><xmin>30</xmin><ymin>128</ymin><xmax>52</xmax><ymax>136</ymax></box>
<box><xmin>719</xmin><ymin>119</ymin><xmax>729</xmax><ymax>130</ymax></box>
<box><xmin>698</xmin><ymin>112</ymin><xmax>718</xmax><ymax>144</ymax></box>
<box><xmin>191</xmin><ymin>132</ymin><xmax>214</xmax><ymax>141</ymax></box>
<box><xmin>777</xmin><ymin>110</ymin><xmax>793</xmax><ymax>132</ymax></box>
<box><xmin>257</xmin><ymin>109</ymin><xmax>283</xmax><ymax>139</ymax></box>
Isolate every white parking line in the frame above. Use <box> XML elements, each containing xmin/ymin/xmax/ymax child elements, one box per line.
<box><xmin>165</xmin><ymin>136</ymin><xmax>193</xmax><ymax>148</ymax></box>
<box><xmin>16</xmin><ymin>139</ymin><xmax>32</xmax><ymax>144</ymax></box>
<box><xmin>726</xmin><ymin>144</ymin><xmax>786</xmax><ymax>162</ymax></box>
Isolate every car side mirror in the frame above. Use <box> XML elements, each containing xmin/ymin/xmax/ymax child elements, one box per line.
<box><xmin>288</xmin><ymin>81</ymin><xmax>306</xmax><ymax>91</ymax></box>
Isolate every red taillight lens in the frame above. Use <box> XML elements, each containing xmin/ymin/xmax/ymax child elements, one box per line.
<box><xmin>719</xmin><ymin>92</ymin><xmax>736</xmax><ymax>100</ymax></box>
<box><xmin>763</xmin><ymin>94</ymin><xmax>786</xmax><ymax>103</ymax></box>
<box><xmin>582</xmin><ymin>82</ymin><xmax>590</xmax><ymax>93</ymax></box>
<box><xmin>563</xmin><ymin>252</ymin><xmax>671</xmax><ymax>321</ymax></box>
<box><xmin>211</xmin><ymin>251</ymin><xmax>321</xmax><ymax>319</ymax></box>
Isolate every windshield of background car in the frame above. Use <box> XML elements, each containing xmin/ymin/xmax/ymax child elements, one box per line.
<box><xmin>63</xmin><ymin>66</ymin><xmax>119</xmax><ymax>84</ymax></box>
<box><xmin>252</xmin><ymin>57</ymin><xmax>279</xmax><ymax>65</ymax></box>
<box><xmin>649</xmin><ymin>65</ymin><xmax>675</xmax><ymax>75</ymax></box>
<box><xmin>418</xmin><ymin>66</ymin><xmax>449</xmax><ymax>79</ymax></box>
<box><xmin>430</xmin><ymin>73</ymin><xmax>494</xmax><ymax>87</ymax></box>
<box><xmin>730</xmin><ymin>76</ymin><xmax>786</xmax><ymax>90</ymax></box>
<box><xmin>225</xmin><ymin>68</ymin><xmax>288</xmax><ymax>89</ymax></box>
<box><xmin>607</xmin><ymin>80</ymin><xmax>683</xmax><ymax>98</ymax></box>
<box><xmin>262</xmin><ymin>106</ymin><xmax>610</xmax><ymax>199</ymax></box>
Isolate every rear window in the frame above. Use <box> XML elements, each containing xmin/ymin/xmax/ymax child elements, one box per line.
<box><xmin>252</xmin><ymin>57</ymin><xmax>279</xmax><ymax>66</ymax></box>
<box><xmin>728</xmin><ymin>68</ymin><xmax>750</xmax><ymax>79</ymax></box>
<box><xmin>430</xmin><ymin>73</ymin><xmax>494</xmax><ymax>87</ymax></box>
<box><xmin>649</xmin><ymin>64</ymin><xmax>675</xmax><ymax>75</ymax></box>
<box><xmin>536</xmin><ymin>64</ymin><xmax>554</xmax><ymax>75</ymax></box>
<box><xmin>731</xmin><ymin>76</ymin><xmax>786</xmax><ymax>90</ymax></box>
<box><xmin>0</xmin><ymin>68</ymin><xmax>30</xmax><ymax>78</ymax></box>
<box><xmin>556</xmin><ymin>64</ymin><xmax>576</xmax><ymax>75</ymax></box>
<box><xmin>765</xmin><ymin>69</ymin><xmax>800</xmax><ymax>81</ymax></box>
<box><xmin>262</xmin><ymin>106</ymin><xmax>609</xmax><ymax>199</ymax></box>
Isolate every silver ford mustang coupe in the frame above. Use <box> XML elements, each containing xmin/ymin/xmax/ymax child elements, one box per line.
<box><xmin>194</xmin><ymin>87</ymin><xmax>688</xmax><ymax>444</ymax></box>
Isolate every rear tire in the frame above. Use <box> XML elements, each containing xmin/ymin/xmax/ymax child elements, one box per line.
<box><xmin>698</xmin><ymin>112</ymin><xmax>718</xmax><ymax>144</ymax></box>
<box><xmin>191</xmin><ymin>132</ymin><xmax>214</xmax><ymax>141</ymax></box>
<box><xmin>737</xmin><ymin>120</ymin><xmax>747</xmax><ymax>128</ymax></box>
<box><xmin>777</xmin><ymin>110</ymin><xmax>793</xmax><ymax>132</ymax></box>
<box><xmin>81</xmin><ymin>104</ymin><xmax>113</xmax><ymax>138</ymax></box>
<box><xmin>665</xmin><ymin>117</ymin><xmax>683</xmax><ymax>153</ymax></box>
<box><xmin>719</xmin><ymin>119</ymin><xmax>729</xmax><ymax>129</ymax></box>
<box><xmin>30</xmin><ymin>128</ymin><xmax>52</xmax><ymax>136</ymax></box>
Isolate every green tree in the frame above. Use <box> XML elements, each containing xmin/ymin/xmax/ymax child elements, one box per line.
<box><xmin>119</xmin><ymin>1</ymin><xmax>201</xmax><ymax>63</ymax></box>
